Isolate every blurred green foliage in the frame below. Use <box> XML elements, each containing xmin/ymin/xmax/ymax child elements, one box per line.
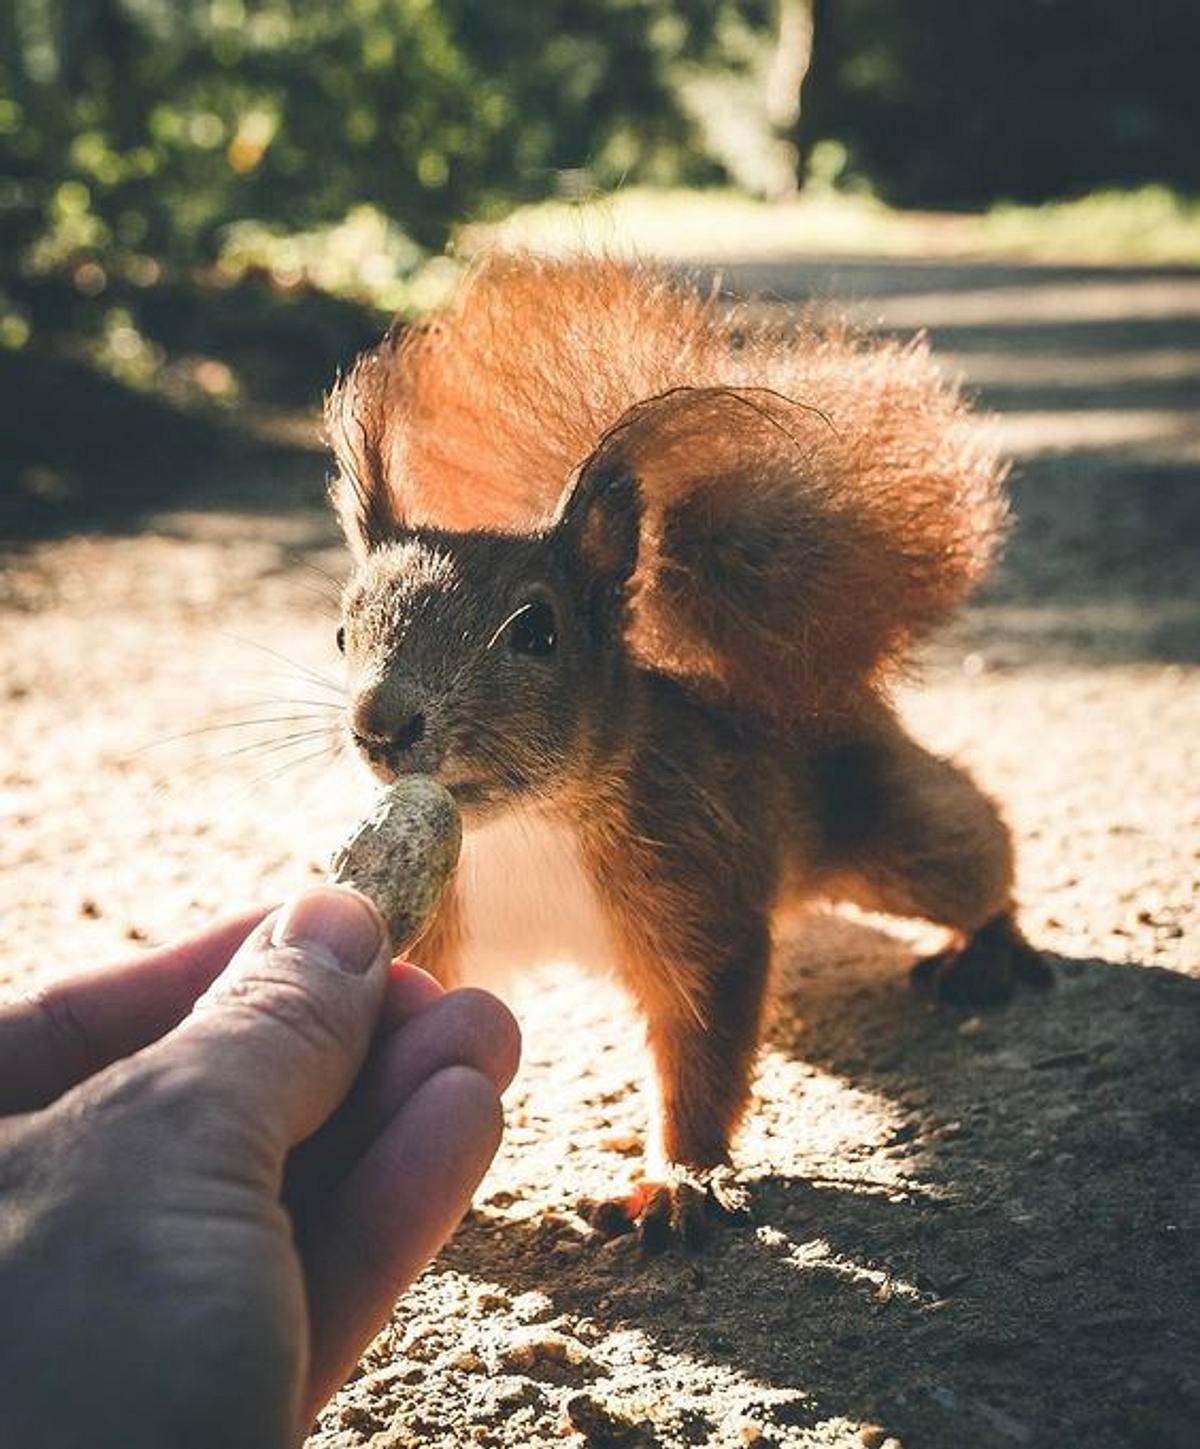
<box><xmin>4</xmin><ymin>0</ymin><xmax>1195</xmax><ymax>304</ymax></box>
<box><xmin>2</xmin><ymin>0</ymin><xmax>1195</xmax><ymax>532</ymax></box>
<box><xmin>0</xmin><ymin>0</ymin><xmax>732</xmax><ymax>289</ymax></box>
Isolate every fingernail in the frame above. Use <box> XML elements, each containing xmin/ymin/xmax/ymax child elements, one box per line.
<box><xmin>271</xmin><ymin>888</ymin><xmax>385</xmax><ymax>975</ymax></box>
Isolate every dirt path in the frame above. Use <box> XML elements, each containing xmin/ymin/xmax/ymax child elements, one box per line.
<box><xmin>2</xmin><ymin>258</ymin><xmax>1197</xmax><ymax>1449</ymax></box>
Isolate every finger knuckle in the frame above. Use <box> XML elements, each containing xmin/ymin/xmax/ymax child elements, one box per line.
<box><xmin>25</xmin><ymin>983</ymin><xmax>98</xmax><ymax>1091</ymax></box>
<box><xmin>211</xmin><ymin>961</ymin><xmax>357</xmax><ymax>1058</ymax></box>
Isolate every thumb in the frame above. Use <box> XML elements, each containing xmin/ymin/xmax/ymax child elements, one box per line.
<box><xmin>158</xmin><ymin>887</ymin><xmax>391</xmax><ymax>1170</ymax></box>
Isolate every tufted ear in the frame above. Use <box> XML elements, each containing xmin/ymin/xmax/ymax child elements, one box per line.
<box><xmin>556</xmin><ymin>458</ymin><xmax>642</xmax><ymax>588</ymax></box>
<box><xmin>325</xmin><ymin>343</ymin><xmax>404</xmax><ymax>557</ymax></box>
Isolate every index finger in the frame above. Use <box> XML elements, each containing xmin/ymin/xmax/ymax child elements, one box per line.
<box><xmin>0</xmin><ymin>906</ymin><xmax>269</xmax><ymax>1113</ymax></box>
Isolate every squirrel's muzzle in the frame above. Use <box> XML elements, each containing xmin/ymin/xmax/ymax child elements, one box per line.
<box><xmin>349</xmin><ymin>678</ymin><xmax>440</xmax><ymax>779</ymax></box>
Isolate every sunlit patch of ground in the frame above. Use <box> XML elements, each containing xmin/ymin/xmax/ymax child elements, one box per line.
<box><xmin>469</xmin><ymin>185</ymin><xmax>1200</xmax><ymax>269</ymax></box>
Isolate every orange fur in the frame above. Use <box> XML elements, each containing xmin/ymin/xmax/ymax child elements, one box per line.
<box><xmin>327</xmin><ymin>252</ymin><xmax>1007</xmax><ymax>723</ymax></box>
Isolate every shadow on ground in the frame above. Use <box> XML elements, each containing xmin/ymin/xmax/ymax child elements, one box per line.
<box><xmin>0</xmin><ymin>274</ymin><xmax>383</xmax><ymax>542</ymax></box>
<box><xmin>439</xmin><ymin>917</ymin><xmax>1200</xmax><ymax>1449</ymax></box>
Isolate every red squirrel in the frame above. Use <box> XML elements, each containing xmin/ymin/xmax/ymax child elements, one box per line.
<box><xmin>325</xmin><ymin>254</ymin><xmax>1050</xmax><ymax>1247</ymax></box>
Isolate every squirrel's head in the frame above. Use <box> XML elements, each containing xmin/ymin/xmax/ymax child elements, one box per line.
<box><xmin>333</xmin><ymin>459</ymin><xmax>641</xmax><ymax>814</ymax></box>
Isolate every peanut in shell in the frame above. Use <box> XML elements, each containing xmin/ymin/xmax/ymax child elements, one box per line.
<box><xmin>330</xmin><ymin>776</ymin><xmax>462</xmax><ymax>950</ymax></box>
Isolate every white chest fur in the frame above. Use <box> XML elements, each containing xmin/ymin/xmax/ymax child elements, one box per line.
<box><xmin>452</xmin><ymin>810</ymin><xmax>618</xmax><ymax>990</ymax></box>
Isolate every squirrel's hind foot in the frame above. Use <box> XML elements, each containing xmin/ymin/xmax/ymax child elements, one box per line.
<box><xmin>582</xmin><ymin>1166</ymin><xmax>750</xmax><ymax>1253</ymax></box>
<box><xmin>911</xmin><ymin>913</ymin><xmax>1053</xmax><ymax>1007</ymax></box>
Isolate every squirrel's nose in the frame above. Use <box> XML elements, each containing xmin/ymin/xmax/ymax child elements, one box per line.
<box><xmin>358</xmin><ymin>710</ymin><xmax>426</xmax><ymax>753</ymax></box>
<box><xmin>350</xmin><ymin>685</ymin><xmax>429</xmax><ymax>762</ymax></box>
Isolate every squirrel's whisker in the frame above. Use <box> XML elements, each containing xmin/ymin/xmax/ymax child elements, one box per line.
<box><xmin>133</xmin><ymin>715</ymin><xmax>340</xmax><ymax>757</ymax></box>
<box><xmin>286</xmin><ymin>580</ymin><xmax>344</xmax><ymax>620</ymax></box>
<box><xmin>221</xmin><ymin>632</ymin><xmax>345</xmax><ymax>695</ymax></box>
<box><xmin>204</xmin><ymin>741</ymin><xmax>342</xmax><ymax>817</ymax></box>
<box><xmin>209</xmin><ymin>666</ymin><xmax>346</xmax><ymax>697</ymax></box>
<box><xmin>159</xmin><ymin>728</ymin><xmax>337</xmax><ymax>791</ymax></box>
<box><xmin>148</xmin><ymin>730</ymin><xmax>334</xmax><ymax>800</ymax></box>
<box><xmin>293</xmin><ymin>557</ymin><xmax>348</xmax><ymax>595</ymax></box>
<box><xmin>193</xmin><ymin>695</ymin><xmax>343</xmax><ymax>715</ymax></box>
<box><xmin>484</xmin><ymin>602</ymin><xmax>535</xmax><ymax>653</ymax></box>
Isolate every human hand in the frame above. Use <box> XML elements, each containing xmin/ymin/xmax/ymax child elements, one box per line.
<box><xmin>0</xmin><ymin>888</ymin><xmax>519</xmax><ymax>1449</ymax></box>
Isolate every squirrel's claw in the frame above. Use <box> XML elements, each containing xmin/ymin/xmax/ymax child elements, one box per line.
<box><xmin>583</xmin><ymin>1166</ymin><xmax>751</xmax><ymax>1253</ymax></box>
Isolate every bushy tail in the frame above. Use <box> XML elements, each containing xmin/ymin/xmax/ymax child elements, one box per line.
<box><xmin>328</xmin><ymin>253</ymin><xmax>1007</xmax><ymax>722</ymax></box>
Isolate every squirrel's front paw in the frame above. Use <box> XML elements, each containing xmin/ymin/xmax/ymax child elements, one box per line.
<box><xmin>581</xmin><ymin>1166</ymin><xmax>750</xmax><ymax>1253</ymax></box>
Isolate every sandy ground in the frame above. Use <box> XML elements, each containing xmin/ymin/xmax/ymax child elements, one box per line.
<box><xmin>2</xmin><ymin>257</ymin><xmax>1198</xmax><ymax>1449</ymax></box>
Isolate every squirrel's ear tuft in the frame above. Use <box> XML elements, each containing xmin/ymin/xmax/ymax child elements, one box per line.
<box><xmin>557</xmin><ymin>462</ymin><xmax>641</xmax><ymax>586</ymax></box>
<box><xmin>325</xmin><ymin>345</ymin><xmax>403</xmax><ymax>556</ymax></box>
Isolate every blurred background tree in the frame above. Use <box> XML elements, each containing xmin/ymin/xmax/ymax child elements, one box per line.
<box><xmin>0</xmin><ymin>0</ymin><xmax>727</xmax><ymax>289</ymax></box>
<box><xmin>793</xmin><ymin>0</ymin><xmax>1199</xmax><ymax>206</ymax></box>
<box><xmin>4</xmin><ymin>0</ymin><xmax>1195</xmax><ymax>308</ymax></box>
<box><xmin>5</xmin><ymin>0</ymin><xmax>1195</xmax><ymax>292</ymax></box>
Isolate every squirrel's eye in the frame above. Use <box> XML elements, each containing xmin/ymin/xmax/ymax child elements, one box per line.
<box><xmin>335</xmin><ymin>625</ymin><xmax>346</xmax><ymax>655</ymax></box>
<box><xmin>507</xmin><ymin>600</ymin><xmax>558</xmax><ymax>658</ymax></box>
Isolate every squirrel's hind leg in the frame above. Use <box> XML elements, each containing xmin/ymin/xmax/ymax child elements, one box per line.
<box><xmin>811</xmin><ymin>723</ymin><xmax>1051</xmax><ymax>1006</ymax></box>
<box><xmin>909</xmin><ymin>911</ymin><xmax>1052</xmax><ymax>1006</ymax></box>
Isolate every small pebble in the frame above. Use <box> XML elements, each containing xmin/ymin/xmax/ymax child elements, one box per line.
<box><xmin>598</xmin><ymin>1129</ymin><xmax>641</xmax><ymax>1155</ymax></box>
<box><xmin>447</xmin><ymin>1348</ymin><xmax>485</xmax><ymax>1373</ymax></box>
<box><xmin>500</xmin><ymin>1328</ymin><xmax>590</xmax><ymax>1373</ymax></box>
<box><xmin>338</xmin><ymin>1403</ymin><xmax>379</xmax><ymax>1431</ymax></box>
<box><xmin>565</xmin><ymin>1393</ymin><xmax>639</xmax><ymax>1441</ymax></box>
<box><xmin>734</xmin><ymin>1417</ymin><xmax>769</xmax><ymax>1445</ymax></box>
